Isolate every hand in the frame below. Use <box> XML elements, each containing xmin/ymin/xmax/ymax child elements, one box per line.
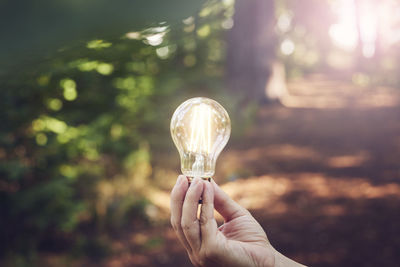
<box><xmin>170</xmin><ymin>175</ymin><xmax>276</xmax><ymax>267</ymax></box>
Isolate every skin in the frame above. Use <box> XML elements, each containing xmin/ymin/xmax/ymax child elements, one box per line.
<box><xmin>170</xmin><ymin>175</ymin><xmax>306</xmax><ymax>267</ymax></box>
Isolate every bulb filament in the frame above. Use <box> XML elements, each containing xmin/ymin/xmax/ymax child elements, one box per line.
<box><xmin>188</xmin><ymin>104</ymin><xmax>212</xmax><ymax>154</ymax></box>
<box><xmin>188</xmin><ymin>103</ymin><xmax>213</xmax><ymax>177</ymax></box>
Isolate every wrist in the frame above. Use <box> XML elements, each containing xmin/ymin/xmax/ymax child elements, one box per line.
<box><xmin>272</xmin><ymin>246</ymin><xmax>306</xmax><ymax>267</ymax></box>
<box><xmin>272</xmin><ymin>247</ymin><xmax>281</xmax><ymax>267</ymax></box>
<box><xmin>258</xmin><ymin>244</ymin><xmax>275</xmax><ymax>267</ymax></box>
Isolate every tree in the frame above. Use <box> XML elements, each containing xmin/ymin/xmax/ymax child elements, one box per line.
<box><xmin>226</xmin><ymin>0</ymin><xmax>277</xmax><ymax>104</ymax></box>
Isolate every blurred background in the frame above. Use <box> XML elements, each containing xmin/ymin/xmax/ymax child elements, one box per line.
<box><xmin>1</xmin><ymin>0</ymin><xmax>400</xmax><ymax>266</ymax></box>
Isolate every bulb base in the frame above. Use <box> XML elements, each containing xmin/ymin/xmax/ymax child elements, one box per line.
<box><xmin>187</xmin><ymin>177</ymin><xmax>211</xmax><ymax>183</ymax></box>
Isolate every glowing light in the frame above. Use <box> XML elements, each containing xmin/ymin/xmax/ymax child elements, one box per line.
<box><xmin>329</xmin><ymin>0</ymin><xmax>358</xmax><ymax>51</ymax></box>
<box><xmin>60</xmin><ymin>79</ymin><xmax>78</xmax><ymax>101</ymax></box>
<box><xmin>329</xmin><ymin>24</ymin><xmax>358</xmax><ymax>51</ymax></box>
<box><xmin>77</xmin><ymin>60</ymin><xmax>99</xmax><ymax>72</ymax></box>
<box><xmin>221</xmin><ymin>18</ymin><xmax>234</xmax><ymax>30</ymax></box>
<box><xmin>358</xmin><ymin>1</ymin><xmax>378</xmax><ymax>57</ymax></box>
<box><xmin>222</xmin><ymin>0</ymin><xmax>234</xmax><ymax>6</ymax></box>
<box><xmin>188</xmin><ymin>104</ymin><xmax>212</xmax><ymax>154</ymax></box>
<box><xmin>170</xmin><ymin>97</ymin><xmax>231</xmax><ymax>178</ymax></box>
<box><xmin>329</xmin><ymin>0</ymin><xmax>400</xmax><ymax>57</ymax></box>
<box><xmin>156</xmin><ymin>46</ymin><xmax>170</xmax><ymax>59</ymax></box>
<box><xmin>96</xmin><ymin>63</ymin><xmax>114</xmax><ymax>75</ymax></box>
<box><xmin>182</xmin><ymin>16</ymin><xmax>194</xmax><ymax>25</ymax></box>
<box><xmin>46</xmin><ymin>98</ymin><xmax>63</xmax><ymax>111</ymax></box>
<box><xmin>36</xmin><ymin>133</ymin><xmax>47</xmax><ymax>146</ymax></box>
<box><xmin>281</xmin><ymin>39</ymin><xmax>295</xmax><ymax>55</ymax></box>
<box><xmin>277</xmin><ymin>13</ymin><xmax>292</xmax><ymax>33</ymax></box>
<box><xmin>45</xmin><ymin>118</ymin><xmax>67</xmax><ymax>134</ymax></box>
<box><xmin>126</xmin><ymin>32</ymin><xmax>141</xmax><ymax>40</ymax></box>
<box><xmin>86</xmin><ymin>40</ymin><xmax>112</xmax><ymax>49</ymax></box>
<box><xmin>142</xmin><ymin>26</ymin><xmax>168</xmax><ymax>46</ymax></box>
<box><xmin>197</xmin><ymin>25</ymin><xmax>211</xmax><ymax>38</ymax></box>
<box><xmin>145</xmin><ymin>32</ymin><xmax>165</xmax><ymax>46</ymax></box>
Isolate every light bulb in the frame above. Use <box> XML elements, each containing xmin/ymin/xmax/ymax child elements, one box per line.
<box><xmin>170</xmin><ymin>97</ymin><xmax>231</xmax><ymax>179</ymax></box>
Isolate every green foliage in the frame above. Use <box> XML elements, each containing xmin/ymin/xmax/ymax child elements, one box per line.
<box><xmin>0</xmin><ymin>0</ymin><xmax>236</xmax><ymax>263</ymax></box>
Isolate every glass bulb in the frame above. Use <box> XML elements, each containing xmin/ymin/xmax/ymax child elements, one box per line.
<box><xmin>170</xmin><ymin>97</ymin><xmax>231</xmax><ymax>178</ymax></box>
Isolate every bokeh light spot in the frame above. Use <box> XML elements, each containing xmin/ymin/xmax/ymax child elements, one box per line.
<box><xmin>37</xmin><ymin>75</ymin><xmax>50</xmax><ymax>86</ymax></box>
<box><xmin>280</xmin><ymin>39</ymin><xmax>295</xmax><ymax>55</ymax></box>
<box><xmin>61</xmin><ymin>78</ymin><xmax>78</xmax><ymax>101</ymax></box>
<box><xmin>36</xmin><ymin>133</ymin><xmax>47</xmax><ymax>146</ymax></box>
<box><xmin>96</xmin><ymin>63</ymin><xmax>114</xmax><ymax>75</ymax></box>
<box><xmin>156</xmin><ymin>46</ymin><xmax>170</xmax><ymax>59</ymax></box>
<box><xmin>87</xmin><ymin>39</ymin><xmax>112</xmax><ymax>49</ymax></box>
<box><xmin>46</xmin><ymin>98</ymin><xmax>63</xmax><ymax>111</ymax></box>
<box><xmin>197</xmin><ymin>25</ymin><xmax>211</xmax><ymax>38</ymax></box>
<box><xmin>183</xmin><ymin>54</ymin><xmax>196</xmax><ymax>67</ymax></box>
<box><xmin>221</xmin><ymin>18</ymin><xmax>234</xmax><ymax>29</ymax></box>
<box><xmin>126</xmin><ymin>32</ymin><xmax>141</xmax><ymax>40</ymax></box>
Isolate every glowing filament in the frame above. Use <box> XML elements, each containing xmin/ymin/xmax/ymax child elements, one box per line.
<box><xmin>170</xmin><ymin>97</ymin><xmax>231</xmax><ymax>178</ymax></box>
<box><xmin>188</xmin><ymin>104</ymin><xmax>212</xmax><ymax>154</ymax></box>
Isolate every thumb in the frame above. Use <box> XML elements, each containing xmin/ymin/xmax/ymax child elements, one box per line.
<box><xmin>211</xmin><ymin>179</ymin><xmax>249</xmax><ymax>222</ymax></box>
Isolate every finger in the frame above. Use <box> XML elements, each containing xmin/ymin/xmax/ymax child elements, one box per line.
<box><xmin>181</xmin><ymin>177</ymin><xmax>204</xmax><ymax>252</ymax></box>
<box><xmin>170</xmin><ymin>175</ymin><xmax>192</xmax><ymax>252</ymax></box>
<box><xmin>211</xmin><ymin>179</ymin><xmax>249</xmax><ymax>222</ymax></box>
<box><xmin>199</xmin><ymin>179</ymin><xmax>218</xmax><ymax>247</ymax></box>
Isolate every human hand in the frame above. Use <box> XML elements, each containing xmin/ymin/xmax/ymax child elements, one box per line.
<box><xmin>170</xmin><ymin>175</ymin><xmax>276</xmax><ymax>267</ymax></box>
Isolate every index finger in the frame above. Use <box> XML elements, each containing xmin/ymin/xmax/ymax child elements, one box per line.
<box><xmin>181</xmin><ymin>177</ymin><xmax>204</xmax><ymax>251</ymax></box>
<box><xmin>170</xmin><ymin>175</ymin><xmax>191</xmax><ymax>252</ymax></box>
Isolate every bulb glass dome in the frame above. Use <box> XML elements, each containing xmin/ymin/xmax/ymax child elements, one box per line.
<box><xmin>170</xmin><ymin>97</ymin><xmax>231</xmax><ymax>178</ymax></box>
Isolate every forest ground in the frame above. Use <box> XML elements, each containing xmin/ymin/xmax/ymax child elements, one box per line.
<box><xmin>61</xmin><ymin>74</ymin><xmax>400</xmax><ymax>267</ymax></box>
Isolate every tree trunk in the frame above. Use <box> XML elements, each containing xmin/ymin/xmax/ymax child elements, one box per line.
<box><xmin>226</xmin><ymin>0</ymin><xmax>277</xmax><ymax>104</ymax></box>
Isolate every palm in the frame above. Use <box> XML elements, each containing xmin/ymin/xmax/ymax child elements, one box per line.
<box><xmin>210</xmin><ymin>214</ymin><xmax>274</xmax><ymax>267</ymax></box>
<box><xmin>219</xmin><ymin>214</ymin><xmax>268</xmax><ymax>243</ymax></box>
